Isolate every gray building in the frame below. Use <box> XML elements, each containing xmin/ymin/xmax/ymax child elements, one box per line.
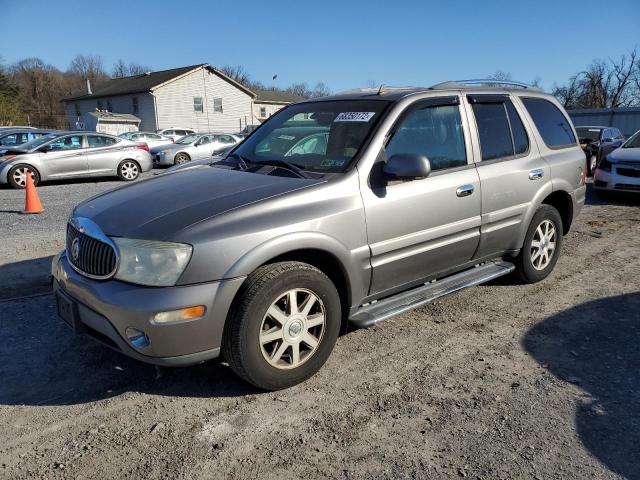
<box><xmin>568</xmin><ymin>107</ymin><xmax>640</xmax><ymax>137</ymax></box>
<box><xmin>63</xmin><ymin>64</ymin><xmax>256</xmax><ymax>134</ymax></box>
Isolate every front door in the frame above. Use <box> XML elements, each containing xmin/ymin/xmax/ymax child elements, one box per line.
<box><xmin>193</xmin><ymin>135</ymin><xmax>214</xmax><ymax>159</ymax></box>
<box><xmin>41</xmin><ymin>134</ymin><xmax>87</xmax><ymax>178</ymax></box>
<box><xmin>362</xmin><ymin>96</ymin><xmax>482</xmax><ymax>296</ymax></box>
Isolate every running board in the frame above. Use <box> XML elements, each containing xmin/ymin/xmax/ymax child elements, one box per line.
<box><xmin>349</xmin><ymin>261</ymin><xmax>515</xmax><ymax>328</ymax></box>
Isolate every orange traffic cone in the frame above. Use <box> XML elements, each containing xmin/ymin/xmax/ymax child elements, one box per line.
<box><xmin>22</xmin><ymin>174</ymin><xmax>44</xmax><ymax>214</ymax></box>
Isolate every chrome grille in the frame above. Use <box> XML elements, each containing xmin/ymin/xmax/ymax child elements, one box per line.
<box><xmin>617</xmin><ymin>167</ymin><xmax>640</xmax><ymax>178</ymax></box>
<box><xmin>66</xmin><ymin>223</ymin><xmax>117</xmax><ymax>278</ymax></box>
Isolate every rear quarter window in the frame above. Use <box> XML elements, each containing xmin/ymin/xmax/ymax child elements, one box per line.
<box><xmin>521</xmin><ymin>97</ymin><xmax>576</xmax><ymax>149</ymax></box>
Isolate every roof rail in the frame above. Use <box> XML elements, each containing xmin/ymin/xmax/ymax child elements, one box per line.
<box><xmin>430</xmin><ymin>79</ymin><xmax>541</xmax><ymax>91</ymax></box>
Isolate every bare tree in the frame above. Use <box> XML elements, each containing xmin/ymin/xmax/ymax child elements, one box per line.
<box><xmin>310</xmin><ymin>82</ymin><xmax>331</xmax><ymax>98</ymax></box>
<box><xmin>218</xmin><ymin>65</ymin><xmax>251</xmax><ymax>86</ymax></box>
<box><xmin>68</xmin><ymin>54</ymin><xmax>108</xmax><ymax>84</ymax></box>
<box><xmin>112</xmin><ymin>60</ymin><xmax>151</xmax><ymax>78</ymax></box>
<box><xmin>488</xmin><ymin>70</ymin><xmax>512</xmax><ymax>81</ymax></box>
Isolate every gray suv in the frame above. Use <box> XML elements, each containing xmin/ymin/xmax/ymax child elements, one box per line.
<box><xmin>52</xmin><ymin>81</ymin><xmax>586</xmax><ymax>390</ymax></box>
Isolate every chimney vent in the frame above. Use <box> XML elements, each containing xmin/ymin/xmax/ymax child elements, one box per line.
<box><xmin>86</xmin><ymin>78</ymin><xmax>92</xmax><ymax>95</ymax></box>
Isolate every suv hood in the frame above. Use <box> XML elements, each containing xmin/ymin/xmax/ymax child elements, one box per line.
<box><xmin>609</xmin><ymin>147</ymin><xmax>640</xmax><ymax>163</ymax></box>
<box><xmin>73</xmin><ymin>166</ymin><xmax>323</xmax><ymax>239</ymax></box>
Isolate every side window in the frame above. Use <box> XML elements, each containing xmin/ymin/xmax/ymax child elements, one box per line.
<box><xmin>219</xmin><ymin>135</ymin><xmax>235</xmax><ymax>144</ymax></box>
<box><xmin>471</xmin><ymin>103</ymin><xmax>513</xmax><ymax>161</ymax></box>
<box><xmin>505</xmin><ymin>101</ymin><xmax>529</xmax><ymax>155</ymax></box>
<box><xmin>0</xmin><ymin>134</ymin><xmax>18</xmax><ymax>146</ymax></box>
<box><xmin>521</xmin><ymin>97</ymin><xmax>576</xmax><ymax>148</ymax></box>
<box><xmin>198</xmin><ymin>136</ymin><xmax>211</xmax><ymax>145</ymax></box>
<box><xmin>385</xmin><ymin>102</ymin><xmax>467</xmax><ymax>172</ymax></box>
<box><xmin>213</xmin><ymin>98</ymin><xmax>223</xmax><ymax>113</ymax></box>
<box><xmin>147</xmin><ymin>133</ymin><xmax>161</xmax><ymax>140</ymax></box>
<box><xmin>48</xmin><ymin>135</ymin><xmax>83</xmax><ymax>151</ymax></box>
<box><xmin>164</xmin><ymin>130</ymin><xmax>174</xmax><ymax>136</ymax></box>
<box><xmin>194</xmin><ymin>97</ymin><xmax>203</xmax><ymax>113</ymax></box>
<box><xmin>87</xmin><ymin>135</ymin><xmax>118</xmax><ymax>148</ymax></box>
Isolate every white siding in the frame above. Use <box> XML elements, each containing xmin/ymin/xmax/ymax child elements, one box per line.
<box><xmin>252</xmin><ymin>102</ymin><xmax>286</xmax><ymax>124</ymax></box>
<box><xmin>153</xmin><ymin>68</ymin><xmax>253</xmax><ymax>133</ymax></box>
<box><xmin>65</xmin><ymin>93</ymin><xmax>156</xmax><ymax>131</ymax></box>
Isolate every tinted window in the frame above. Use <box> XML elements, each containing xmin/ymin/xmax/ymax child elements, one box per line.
<box><xmin>472</xmin><ymin>103</ymin><xmax>513</xmax><ymax>161</ymax></box>
<box><xmin>87</xmin><ymin>135</ymin><xmax>118</xmax><ymax>147</ymax></box>
<box><xmin>505</xmin><ymin>101</ymin><xmax>529</xmax><ymax>155</ymax></box>
<box><xmin>522</xmin><ymin>98</ymin><xmax>576</xmax><ymax>148</ymax></box>
<box><xmin>48</xmin><ymin>135</ymin><xmax>83</xmax><ymax>151</ymax></box>
<box><xmin>0</xmin><ymin>132</ymin><xmax>30</xmax><ymax>146</ymax></box>
<box><xmin>575</xmin><ymin>128</ymin><xmax>602</xmax><ymax>142</ymax></box>
<box><xmin>385</xmin><ymin>103</ymin><xmax>467</xmax><ymax>171</ymax></box>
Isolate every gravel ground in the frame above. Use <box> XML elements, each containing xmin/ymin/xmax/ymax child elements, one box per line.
<box><xmin>0</xmin><ymin>178</ymin><xmax>639</xmax><ymax>479</ymax></box>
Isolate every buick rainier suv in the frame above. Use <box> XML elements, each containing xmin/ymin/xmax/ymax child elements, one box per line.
<box><xmin>53</xmin><ymin>80</ymin><xmax>586</xmax><ymax>390</ymax></box>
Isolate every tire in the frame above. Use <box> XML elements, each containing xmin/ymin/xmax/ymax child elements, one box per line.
<box><xmin>514</xmin><ymin>205</ymin><xmax>563</xmax><ymax>284</ymax></box>
<box><xmin>8</xmin><ymin>164</ymin><xmax>40</xmax><ymax>189</ymax></box>
<box><xmin>223</xmin><ymin>261</ymin><xmax>341</xmax><ymax>390</ymax></box>
<box><xmin>174</xmin><ymin>153</ymin><xmax>190</xmax><ymax>165</ymax></box>
<box><xmin>117</xmin><ymin>160</ymin><xmax>140</xmax><ymax>181</ymax></box>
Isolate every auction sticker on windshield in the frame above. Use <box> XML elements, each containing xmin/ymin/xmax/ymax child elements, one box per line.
<box><xmin>334</xmin><ymin>112</ymin><xmax>376</xmax><ymax>122</ymax></box>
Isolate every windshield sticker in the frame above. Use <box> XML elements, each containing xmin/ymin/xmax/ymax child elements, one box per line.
<box><xmin>588</xmin><ymin>129</ymin><xmax>600</xmax><ymax>132</ymax></box>
<box><xmin>320</xmin><ymin>159</ymin><xmax>346</xmax><ymax>168</ymax></box>
<box><xmin>334</xmin><ymin>112</ymin><xmax>376</xmax><ymax>122</ymax></box>
<box><xmin>278</xmin><ymin>135</ymin><xmax>296</xmax><ymax>141</ymax></box>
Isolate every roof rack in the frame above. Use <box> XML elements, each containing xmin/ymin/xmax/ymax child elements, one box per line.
<box><xmin>430</xmin><ymin>79</ymin><xmax>541</xmax><ymax>91</ymax></box>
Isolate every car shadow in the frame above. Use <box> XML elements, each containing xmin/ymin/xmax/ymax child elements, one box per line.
<box><xmin>0</xmin><ymin>257</ymin><xmax>257</xmax><ymax>406</ymax></box>
<box><xmin>522</xmin><ymin>293</ymin><xmax>640</xmax><ymax>480</ymax></box>
<box><xmin>585</xmin><ymin>182</ymin><xmax>640</xmax><ymax>206</ymax></box>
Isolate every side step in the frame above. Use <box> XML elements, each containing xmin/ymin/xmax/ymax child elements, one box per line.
<box><xmin>349</xmin><ymin>261</ymin><xmax>515</xmax><ymax>328</ymax></box>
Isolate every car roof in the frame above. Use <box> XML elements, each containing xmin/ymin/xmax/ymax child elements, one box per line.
<box><xmin>575</xmin><ymin>126</ymin><xmax>607</xmax><ymax>129</ymax></box>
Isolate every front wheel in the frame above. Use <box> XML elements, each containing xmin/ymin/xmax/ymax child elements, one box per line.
<box><xmin>8</xmin><ymin>164</ymin><xmax>40</xmax><ymax>189</ymax></box>
<box><xmin>117</xmin><ymin>160</ymin><xmax>140</xmax><ymax>181</ymax></box>
<box><xmin>174</xmin><ymin>153</ymin><xmax>190</xmax><ymax>165</ymax></box>
<box><xmin>514</xmin><ymin>205</ymin><xmax>563</xmax><ymax>283</ymax></box>
<box><xmin>223</xmin><ymin>261</ymin><xmax>341</xmax><ymax>390</ymax></box>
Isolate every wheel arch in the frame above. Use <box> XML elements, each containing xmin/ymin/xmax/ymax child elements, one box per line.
<box><xmin>541</xmin><ymin>190</ymin><xmax>573</xmax><ymax>235</ymax></box>
<box><xmin>6</xmin><ymin>162</ymin><xmax>42</xmax><ymax>185</ymax></box>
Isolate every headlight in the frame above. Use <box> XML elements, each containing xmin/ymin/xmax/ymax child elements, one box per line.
<box><xmin>599</xmin><ymin>157</ymin><xmax>612</xmax><ymax>172</ymax></box>
<box><xmin>112</xmin><ymin>238</ymin><xmax>192</xmax><ymax>286</ymax></box>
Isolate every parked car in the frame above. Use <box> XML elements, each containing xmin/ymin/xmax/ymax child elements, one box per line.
<box><xmin>151</xmin><ymin>132</ymin><xmax>241</xmax><ymax>166</ymax></box>
<box><xmin>155</xmin><ymin>127</ymin><xmax>196</xmax><ymax>142</ymax></box>
<box><xmin>118</xmin><ymin>131</ymin><xmax>174</xmax><ymax>149</ymax></box>
<box><xmin>235</xmin><ymin>124</ymin><xmax>261</xmax><ymax>139</ymax></box>
<box><xmin>0</xmin><ymin>129</ymin><xmax>56</xmax><ymax>155</ymax></box>
<box><xmin>593</xmin><ymin>129</ymin><xmax>640</xmax><ymax>195</ymax></box>
<box><xmin>52</xmin><ymin>81</ymin><xmax>585</xmax><ymax>390</ymax></box>
<box><xmin>575</xmin><ymin>126</ymin><xmax>625</xmax><ymax>176</ymax></box>
<box><xmin>0</xmin><ymin>132</ymin><xmax>152</xmax><ymax>188</ymax></box>
<box><xmin>0</xmin><ymin>125</ymin><xmax>36</xmax><ymax>131</ymax></box>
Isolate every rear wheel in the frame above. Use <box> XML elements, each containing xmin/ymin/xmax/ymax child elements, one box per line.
<box><xmin>174</xmin><ymin>153</ymin><xmax>190</xmax><ymax>165</ymax></box>
<box><xmin>8</xmin><ymin>164</ymin><xmax>40</xmax><ymax>189</ymax></box>
<box><xmin>514</xmin><ymin>205</ymin><xmax>563</xmax><ymax>283</ymax></box>
<box><xmin>117</xmin><ymin>160</ymin><xmax>140</xmax><ymax>181</ymax></box>
<box><xmin>223</xmin><ymin>261</ymin><xmax>341</xmax><ymax>390</ymax></box>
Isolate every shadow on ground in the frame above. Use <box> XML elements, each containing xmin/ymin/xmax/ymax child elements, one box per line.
<box><xmin>523</xmin><ymin>293</ymin><xmax>640</xmax><ymax>480</ymax></box>
<box><xmin>585</xmin><ymin>182</ymin><xmax>640</xmax><ymax>206</ymax></box>
<box><xmin>0</xmin><ymin>257</ymin><xmax>257</xmax><ymax>406</ymax></box>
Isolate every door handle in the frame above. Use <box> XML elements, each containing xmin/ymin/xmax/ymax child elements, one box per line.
<box><xmin>456</xmin><ymin>184</ymin><xmax>474</xmax><ymax>197</ymax></box>
<box><xmin>529</xmin><ymin>168</ymin><xmax>544</xmax><ymax>180</ymax></box>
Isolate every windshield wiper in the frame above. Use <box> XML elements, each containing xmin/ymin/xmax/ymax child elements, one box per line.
<box><xmin>251</xmin><ymin>159</ymin><xmax>309</xmax><ymax>178</ymax></box>
<box><xmin>222</xmin><ymin>152</ymin><xmax>250</xmax><ymax>170</ymax></box>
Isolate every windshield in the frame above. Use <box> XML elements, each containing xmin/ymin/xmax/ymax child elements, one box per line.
<box><xmin>18</xmin><ymin>133</ymin><xmax>58</xmax><ymax>151</ymax></box>
<box><xmin>176</xmin><ymin>134</ymin><xmax>199</xmax><ymax>145</ymax></box>
<box><xmin>622</xmin><ymin>131</ymin><xmax>640</xmax><ymax>148</ymax></box>
<box><xmin>232</xmin><ymin>100</ymin><xmax>390</xmax><ymax>172</ymax></box>
<box><xmin>575</xmin><ymin>128</ymin><xmax>602</xmax><ymax>142</ymax></box>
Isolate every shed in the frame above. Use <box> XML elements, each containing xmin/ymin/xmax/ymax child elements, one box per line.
<box><xmin>79</xmin><ymin>111</ymin><xmax>141</xmax><ymax>136</ymax></box>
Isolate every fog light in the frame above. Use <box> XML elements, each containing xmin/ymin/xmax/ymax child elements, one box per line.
<box><xmin>125</xmin><ymin>327</ymin><xmax>150</xmax><ymax>349</ymax></box>
<box><xmin>152</xmin><ymin>305</ymin><xmax>206</xmax><ymax>325</ymax></box>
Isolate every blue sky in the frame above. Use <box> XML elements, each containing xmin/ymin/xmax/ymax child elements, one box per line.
<box><xmin>2</xmin><ymin>0</ymin><xmax>639</xmax><ymax>92</ymax></box>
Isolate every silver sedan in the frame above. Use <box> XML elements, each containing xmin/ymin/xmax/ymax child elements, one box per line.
<box><xmin>151</xmin><ymin>133</ymin><xmax>241</xmax><ymax>166</ymax></box>
<box><xmin>0</xmin><ymin>132</ymin><xmax>152</xmax><ymax>189</ymax></box>
<box><xmin>593</xmin><ymin>130</ymin><xmax>640</xmax><ymax>195</ymax></box>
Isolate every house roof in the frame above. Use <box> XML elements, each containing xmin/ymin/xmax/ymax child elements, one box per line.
<box><xmin>254</xmin><ymin>89</ymin><xmax>306</xmax><ymax>104</ymax></box>
<box><xmin>88</xmin><ymin>111</ymin><xmax>140</xmax><ymax>123</ymax></box>
<box><xmin>63</xmin><ymin>64</ymin><xmax>255</xmax><ymax>101</ymax></box>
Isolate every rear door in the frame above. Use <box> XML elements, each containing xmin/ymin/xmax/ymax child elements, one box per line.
<box><xmin>86</xmin><ymin>135</ymin><xmax>121</xmax><ymax>175</ymax></box>
<box><xmin>464</xmin><ymin>94</ymin><xmax>549</xmax><ymax>257</ymax></box>
<box><xmin>362</xmin><ymin>96</ymin><xmax>482</xmax><ymax>295</ymax></box>
<box><xmin>41</xmin><ymin>134</ymin><xmax>87</xmax><ymax>178</ymax></box>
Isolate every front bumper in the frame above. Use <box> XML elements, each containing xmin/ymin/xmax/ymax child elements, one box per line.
<box><xmin>52</xmin><ymin>252</ymin><xmax>245</xmax><ymax>366</ymax></box>
<box><xmin>593</xmin><ymin>166</ymin><xmax>640</xmax><ymax>193</ymax></box>
<box><xmin>153</xmin><ymin>151</ymin><xmax>177</xmax><ymax>166</ymax></box>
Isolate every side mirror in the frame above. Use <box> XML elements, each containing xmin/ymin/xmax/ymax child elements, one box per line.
<box><xmin>38</xmin><ymin>145</ymin><xmax>50</xmax><ymax>153</ymax></box>
<box><xmin>383</xmin><ymin>153</ymin><xmax>431</xmax><ymax>181</ymax></box>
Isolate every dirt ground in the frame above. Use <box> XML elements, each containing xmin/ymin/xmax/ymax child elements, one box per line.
<box><xmin>0</xmin><ymin>180</ymin><xmax>639</xmax><ymax>480</ymax></box>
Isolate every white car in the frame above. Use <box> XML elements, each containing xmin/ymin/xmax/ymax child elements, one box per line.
<box><xmin>593</xmin><ymin>129</ymin><xmax>640</xmax><ymax>195</ymax></box>
<box><xmin>118</xmin><ymin>131</ymin><xmax>174</xmax><ymax>149</ymax></box>
<box><xmin>155</xmin><ymin>128</ymin><xmax>196</xmax><ymax>142</ymax></box>
<box><xmin>151</xmin><ymin>133</ymin><xmax>242</xmax><ymax>166</ymax></box>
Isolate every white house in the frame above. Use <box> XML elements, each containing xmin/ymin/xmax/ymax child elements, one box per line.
<box><xmin>252</xmin><ymin>89</ymin><xmax>306</xmax><ymax>125</ymax></box>
<box><xmin>63</xmin><ymin>64</ymin><xmax>256</xmax><ymax>134</ymax></box>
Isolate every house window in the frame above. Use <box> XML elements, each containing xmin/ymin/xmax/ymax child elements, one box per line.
<box><xmin>106</xmin><ymin>99</ymin><xmax>112</xmax><ymax>112</ymax></box>
<box><xmin>97</xmin><ymin>100</ymin><xmax>103</xmax><ymax>110</ymax></box>
<box><xmin>194</xmin><ymin>97</ymin><xmax>203</xmax><ymax>113</ymax></box>
<box><xmin>74</xmin><ymin>103</ymin><xmax>80</xmax><ymax>117</ymax></box>
<box><xmin>213</xmin><ymin>97</ymin><xmax>223</xmax><ymax>113</ymax></box>
<box><xmin>132</xmin><ymin>97</ymin><xmax>139</xmax><ymax>114</ymax></box>
<box><xmin>260</xmin><ymin>106</ymin><xmax>267</xmax><ymax>118</ymax></box>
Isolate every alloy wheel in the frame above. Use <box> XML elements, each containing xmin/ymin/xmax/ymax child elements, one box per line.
<box><xmin>259</xmin><ymin>288</ymin><xmax>326</xmax><ymax>369</ymax></box>
<box><xmin>121</xmin><ymin>161</ymin><xmax>138</xmax><ymax>180</ymax></box>
<box><xmin>12</xmin><ymin>167</ymin><xmax>35</xmax><ymax>187</ymax></box>
<box><xmin>530</xmin><ymin>219</ymin><xmax>556</xmax><ymax>270</ymax></box>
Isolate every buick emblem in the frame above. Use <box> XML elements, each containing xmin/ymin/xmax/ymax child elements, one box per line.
<box><xmin>71</xmin><ymin>238</ymin><xmax>80</xmax><ymax>261</ymax></box>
